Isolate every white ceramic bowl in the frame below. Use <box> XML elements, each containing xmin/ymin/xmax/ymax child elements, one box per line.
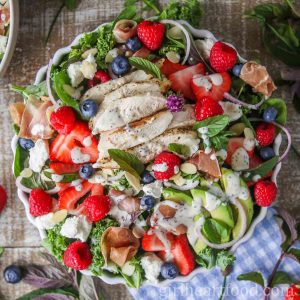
<box><xmin>13</xmin><ymin>22</ymin><xmax>283</xmax><ymax>287</ymax></box>
<box><xmin>0</xmin><ymin>0</ymin><xmax>19</xmax><ymax>78</ymax></box>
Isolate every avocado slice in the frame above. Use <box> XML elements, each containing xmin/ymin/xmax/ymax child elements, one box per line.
<box><xmin>162</xmin><ymin>188</ymin><xmax>193</xmax><ymax>205</ymax></box>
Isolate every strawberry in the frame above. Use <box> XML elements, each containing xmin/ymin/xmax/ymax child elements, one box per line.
<box><xmin>142</xmin><ymin>228</ymin><xmax>175</xmax><ymax>252</ymax></box>
<box><xmin>50</xmin><ymin>121</ymin><xmax>98</xmax><ymax>164</ymax></box>
<box><xmin>254</xmin><ymin>180</ymin><xmax>277</xmax><ymax>207</ymax></box>
<box><xmin>58</xmin><ymin>181</ymin><xmax>93</xmax><ymax>210</ymax></box>
<box><xmin>137</xmin><ymin>21</ymin><xmax>165</xmax><ymax>51</ymax></box>
<box><xmin>91</xmin><ymin>184</ymin><xmax>105</xmax><ymax>196</ymax></box>
<box><xmin>29</xmin><ymin>189</ymin><xmax>53</xmax><ymax>217</ymax></box>
<box><xmin>0</xmin><ymin>184</ymin><xmax>7</xmax><ymax>214</ymax></box>
<box><xmin>49</xmin><ymin>162</ymin><xmax>81</xmax><ymax>175</ymax></box>
<box><xmin>168</xmin><ymin>63</ymin><xmax>205</xmax><ymax>100</ymax></box>
<box><xmin>83</xmin><ymin>195</ymin><xmax>111</xmax><ymax>222</ymax></box>
<box><xmin>194</xmin><ymin>96</ymin><xmax>224</xmax><ymax>121</ymax></box>
<box><xmin>160</xmin><ymin>59</ymin><xmax>188</xmax><ymax>77</ymax></box>
<box><xmin>191</xmin><ymin>72</ymin><xmax>231</xmax><ymax>102</ymax></box>
<box><xmin>209</xmin><ymin>41</ymin><xmax>237</xmax><ymax>72</ymax></box>
<box><xmin>56</xmin><ymin>182</ymin><xmax>72</xmax><ymax>192</ymax></box>
<box><xmin>87</xmin><ymin>70</ymin><xmax>111</xmax><ymax>89</ymax></box>
<box><xmin>153</xmin><ymin>152</ymin><xmax>181</xmax><ymax>180</ymax></box>
<box><xmin>256</xmin><ymin>122</ymin><xmax>276</xmax><ymax>147</ymax></box>
<box><xmin>50</xmin><ymin>106</ymin><xmax>76</xmax><ymax>135</ymax></box>
<box><xmin>285</xmin><ymin>284</ymin><xmax>300</xmax><ymax>300</ymax></box>
<box><xmin>171</xmin><ymin>234</ymin><xmax>195</xmax><ymax>276</ymax></box>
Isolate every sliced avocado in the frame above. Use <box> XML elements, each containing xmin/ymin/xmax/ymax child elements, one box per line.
<box><xmin>162</xmin><ymin>188</ymin><xmax>193</xmax><ymax>205</ymax></box>
<box><xmin>194</xmin><ymin>239</ymin><xmax>207</xmax><ymax>253</ymax></box>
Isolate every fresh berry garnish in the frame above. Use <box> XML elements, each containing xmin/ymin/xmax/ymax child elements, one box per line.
<box><xmin>80</xmin><ymin>99</ymin><xmax>98</xmax><ymax>119</ymax></box>
<box><xmin>50</xmin><ymin>121</ymin><xmax>98</xmax><ymax>164</ymax></box>
<box><xmin>0</xmin><ymin>184</ymin><xmax>7</xmax><ymax>214</ymax></box>
<box><xmin>63</xmin><ymin>241</ymin><xmax>92</xmax><ymax>270</ymax></box>
<box><xmin>160</xmin><ymin>59</ymin><xmax>188</xmax><ymax>77</ymax></box>
<box><xmin>49</xmin><ymin>162</ymin><xmax>81</xmax><ymax>175</ymax></box>
<box><xmin>191</xmin><ymin>72</ymin><xmax>231</xmax><ymax>102</ymax></box>
<box><xmin>171</xmin><ymin>234</ymin><xmax>195</xmax><ymax>276</ymax></box>
<box><xmin>3</xmin><ymin>265</ymin><xmax>22</xmax><ymax>284</ymax></box>
<box><xmin>153</xmin><ymin>152</ymin><xmax>181</xmax><ymax>180</ymax></box>
<box><xmin>232</xmin><ymin>64</ymin><xmax>244</xmax><ymax>77</ymax></box>
<box><xmin>141</xmin><ymin>195</ymin><xmax>156</xmax><ymax>210</ymax></box>
<box><xmin>111</xmin><ymin>56</ymin><xmax>130</xmax><ymax>76</ymax></box>
<box><xmin>137</xmin><ymin>20</ymin><xmax>165</xmax><ymax>51</ymax></box>
<box><xmin>83</xmin><ymin>195</ymin><xmax>111</xmax><ymax>222</ymax></box>
<box><xmin>166</xmin><ymin>94</ymin><xmax>185</xmax><ymax>112</ymax></box>
<box><xmin>91</xmin><ymin>184</ymin><xmax>105</xmax><ymax>196</ymax></box>
<box><xmin>79</xmin><ymin>164</ymin><xmax>94</xmax><ymax>180</ymax></box>
<box><xmin>29</xmin><ymin>189</ymin><xmax>53</xmax><ymax>217</ymax></box>
<box><xmin>18</xmin><ymin>138</ymin><xmax>34</xmax><ymax>150</ymax></box>
<box><xmin>254</xmin><ymin>180</ymin><xmax>277</xmax><ymax>207</ymax></box>
<box><xmin>160</xmin><ymin>262</ymin><xmax>179</xmax><ymax>279</ymax></box>
<box><xmin>168</xmin><ymin>63</ymin><xmax>205</xmax><ymax>100</ymax></box>
<box><xmin>126</xmin><ymin>36</ymin><xmax>143</xmax><ymax>52</ymax></box>
<box><xmin>285</xmin><ymin>284</ymin><xmax>300</xmax><ymax>300</ymax></box>
<box><xmin>259</xmin><ymin>147</ymin><xmax>275</xmax><ymax>161</ymax></box>
<box><xmin>194</xmin><ymin>96</ymin><xmax>224</xmax><ymax>121</ymax></box>
<box><xmin>256</xmin><ymin>122</ymin><xmax>276</xmax><ymax>147</ymax></box>
<box><xmin>263</xmin><ymin>106</ymin><xmax>278</xmax><ymax>122</ymax></box>
<box><xmin>210</xmin><ymin>41</ymin><xmax>237</xmax><ymax>72</ymax></box>
<box><xmin>141</xmin><ymin>170</ymin><xmax>155</xmax><ymax>184</ymax></box>
<box><xmin>142</xmin><ymin>228</ymin><xmax>175</xmax><ymax>252</ymax></box>
<box><xmin>87</xmin><ymin>70</ymin><xmax>111</xmax><ymax>88</ymax></box>
<box><xmin>50</xmin><ymin>106</ymin><xmax>76</xmax><ymax>135</ymax></box>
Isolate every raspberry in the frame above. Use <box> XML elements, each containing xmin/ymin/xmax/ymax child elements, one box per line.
<box><xmin>29</xmin><ymin>189</ymin><xmax>53</xmax><ymax>217</ymax></box>
<box><xmin>83</xmin><ymin>195</ymin><xmax>111</xmax><ymax>222</ymax></box>
<box><xmin>87</xmin><ymin>70</ymin><xmax>111</xmax><ymax>88</ymax></box>
<box><xmin>0</xmin><ymin>184</ymin><xmax>7</xmax><ymax>214</ymax></box>
<box><xmin>285</xmin><ymin>284</ymin><xmax>300</xmax><ymax>300</ymax></box>
<box><xmin>63</xmin><ymin>241</ymin><xmax>92</xmax><ymax>270</ymax></box>
<box><xmin>194</xmin><ymin>96</ymin><xmax>224</xmax><ymax>121</ymax></box>
<box><xmin>254</xmin><ymin>180</ymin><xmax>277</xmax><ymax>207</ymax></box>
<box><xmin>210</xmin><ymin>41</ymin><xmax>237</xmax><ymax>72</ymax></box>
<box><xmin>153</xmin><ymin>152</ymin><xmax>181</xmax><ymax>180</ymax></box>
<box><xmin>256</xmin><ymin>122</ymin><xmax>276</xmax><ymax>147</ymax></box>
<box><xmin>50</xmin><ymin>106</ymin><xmax>76</xmax><ymax>135</ymax></box>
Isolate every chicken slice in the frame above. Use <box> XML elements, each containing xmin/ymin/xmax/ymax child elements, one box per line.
<box><xmin>169</xmin><ymin>105</ymin><xmax>196</xmax><ymax>129</ymax></box>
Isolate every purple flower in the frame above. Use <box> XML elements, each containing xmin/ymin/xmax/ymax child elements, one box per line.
<box><xmin>166</xmin><ymin>94</ymin><xmax>185</xmax><ymax>112</ymax></box>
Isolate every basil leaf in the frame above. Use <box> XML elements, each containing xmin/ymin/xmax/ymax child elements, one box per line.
<box><xmin>237</xmin><ymin>272</ymin><xmax>265</xmax><ymax>288</ymax></box>
<box><xmin>260</xmin><ymin>98</ymin><xmax>287</xmax><ymax>125</ymax></box>
<box><xmin>16</xmin><ymin>287</ymin><xmax>79</xmax><ymax>300</ymax></box>
<box><xmin>14</xmin><ymin>143</ymin><xmax>29</xmax><ymax>177</ymax></box>
<box><xmin>193</xmin><ymin>115</ymin><xmax>230</xmax><ymax>137</ymax></box>
<box><xmin>108</xmin><ymin>149</ymin><xmax>144</xmax><ymax>178</ymax></box>
<box><xmin>168</xmin><ymin>143</ymin><xmax>190</xmax><ymax>157</ymax></box>
<box><xmin>270</xmin><ymin>271</ymin><xmax>294</xmax><ymax>288</ymax></box>
<box><xmin>202</xmin><ymin>218</ymin><xmax>231</xmax><ymax>244</ymax></box>
<box><xmin>43</xmin><ymin>171</ymin><xmax>79</xmax><ymax>183</ymax></box>
<box><xmin>128</xmin><ymin>57</ymin><xmax>163</xmax><ymax>80</ymax></box>
<box><xmin>211</xmin><ymin>131</ymin><xmax>236</xmax><ymax>151</ymax></box>
<box><xmin>21</xmin><ymin>172</ymin><xmax>56</xmax><ymax>191</ymax></box>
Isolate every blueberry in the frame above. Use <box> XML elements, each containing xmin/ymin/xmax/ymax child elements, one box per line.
<box><xmin>111</xmin><ymin>56</ymin><xmax>130</xmax><ymax>76</ymax></box>
<box><xmin>3</xmin><ymin>265</ymin><xmax>22</xmax><ymax>284</ymax></box>
<box><xmin>79</xmin><ymin>164</ymin><xmax>94</xmax><ymax>179</ymax></box>
<box><xmin>18</xmin><ymin>138</ymin><xmax>34</xmax><ymax>150</ymax></box>
<box><xmin>141</xmin><ymin>195</ymin><xmax>156</xmax><ymax>210</ymax></box>
<box><xmin>141</xmin><ymin>171</ymin><xmax>155</xmax><ymax>184</ymax></box>
<box><xmin>259</xmin><ymin>147</ymin><xmax>275</xmax><ymax>160</ymax></box>
<box><xmin>232</xmin><ymin>64</ymin><xmax>244</xmax><ymax>77</ymax></box>
<box><xmin>263</xmin><ymin>106</ymin><xmax>278</xmax><ymax>122</ymax></box>
<box><xmin>80</xmin><ymin>99</ymin><xmax>98</xmax><ymax>119</ymax></box>
<box><xmin>126</xmin><ymin>37</ymin><xmax>143</xmax><ymax>52</ymax></box>
<box><xmin>160</xmin><ymin>262</ymin><xmax>178</xmax><ymax>279</ymax></box>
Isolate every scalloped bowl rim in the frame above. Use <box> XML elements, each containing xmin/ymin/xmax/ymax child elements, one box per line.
<box><xmin>13</xmin><ymin>21</ymin><xmax>282</xmax><ymax>288</ymax></box>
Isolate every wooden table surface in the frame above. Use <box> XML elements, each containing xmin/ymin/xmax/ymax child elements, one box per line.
<box><xmin>0</xmin><ymin>0</ymin><xmax>299</xmax><ymax>299</ymax></box>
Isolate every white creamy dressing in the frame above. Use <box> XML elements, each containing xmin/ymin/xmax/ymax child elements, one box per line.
<box><xmin>29</xmin><ymin>139</ymin><xmax>49</xmax><ymax>173</ymax></box>
<box><xmin>198</xmin><ymin>127</ymin><xmax>212</xmax><ymax>154</ymax></box>
<box><xmin>71</xmin><ymin>147</ymin><xmax>91</xmax><ymax>163</ymax></box>
<box><xmin>51</xmin><ymin>174</ymin><xmax>64</xmax><ymax>183</ymax></box>
<box><xmin>187</xmin><ymin>216</ymin><xmax>205</xmax><ymax>246</ymax></box>
<box><xmin>224</xmin><ymin>172</ymin><xmax>250</xmax><ymax>201</ymax></box>
<box><xmin>216</xmin><ymin>149</ymin><xmax>227</xmax><ymax>160</ymax></box>
<box><xmin>35</xmin><ymin>212</ymin><xmax>56</xmax><ymax>230</ymax></box>
<box><xmin>152</xmin><ymin>162</ymin><xmax>168</xmax><ymax>172</ymax></box>
<box><xmin>209</xmin><ymin>74</ymin><xmax>223</xmax><ymax>86</ymax></box>
<box><xmin>204</xmin><ymin>191</ymin><xmax>221</xmax><ymax>211</ymax></box>
<box><xmin>193</xmin><ymin>76</ymin><xmax>212</xmax><ymax>91</ymax></box>
<box><xmin>141</xmin><ymin>254</ymin><xmax>163</xmax><ymax>284</ymax></box>
<box><xmin>82</xmin><ymin>136</ymin><xmax>92</xmax><ymax>147</ymax></box>
<box><xmin>142</xmin><ymin>181</ymin><xmax>163</xmax><ymax>198</ymax></box>
<box><xmin>67</xmin><ymin>62</ymin><xmax>84</xmax><ymax>87</ymax></box>
<box><xmin>71</xmin><ymin>179</ymin><xmax>83</xmax><ymax>187</ymax></box>
<box><xmin>75</xmin><ymin>184</ymin><xmax>83</xmax><ymax>192</ymax></box>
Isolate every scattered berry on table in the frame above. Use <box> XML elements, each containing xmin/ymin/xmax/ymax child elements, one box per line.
<box><xmin>18</xmin><ymin>138</ymin><xmax>34</xmax><ymax>150</ymax></box>
<box><xmin>263</xmin><ymin>106</ymin><xmax>278</xmax><ymax>122</ymax></box>
<box><xmin>63</xmin><ymin>241</ymin><xmax>92</xmax><ymax>270</ymax></box>
<box><xmin>232</xmin><ymin>64</ymin><xmax>244</xmax><ymax>77</ymax></box>
<box><xmin>254</xmin><ymin>180</ymin><xmax>277</xmax><ymax>207</ymax></box>
<box><xmin>126</xmin><ymin>36</ymin><xmax>143</xmax><ymax>52</ymax></box>
<box><xmin>194</xmin><ymin>96</ymin><xmax>224</xmax><ymax>121</ymax></box>
<box><xmin>166</xmin><ymin>94</ymin><xmax>185</xmax><ymax>112</ymax></box>
<box><xmin>111</xmin><ymin>56</ymin><xmax>130</xmax><ymax>76</ymax></box>
<box><xmin>0</xmin><ymin>184</ymin><xmax>7</xmax><ymax>214</ymax></box>
<box><xmin>153</xmin><ymin>152</ymin><xmax>181</xmax><ymax>180</ymax></box>
<box><xmin>87</xmin><ymin>70</ymin><xmax>111</xmax><ymax>88</ymax></box>
<box><xmin>79</xmin><ymin>164</ymin><xmax>94</xmax><ymax>179</ymax></box>
<box><xmin>80</xmin><ymin>99</ymin><xmax>98</xmax><ymax>119</ymax></box>
<box><xmin>3</xmin><ymin>265</ymin><xmax>22</xmax><ymax>284</ymax></box>
<box><xmin>141</xmin><ymin>195</ymin><xmax>156</xmax><ymax>210</ymax></box>
<box><xmin>29</xmin><ymin>189</ymin><xmax>53</xmax><ymax>217</ymax></box>
<box><xmin>83</xmin><ymin>195</ymin><xmax>111</xmax><ymax>222</ymax></box>
<box><xmin>50</xmin><ymin>106</ymin><xmax>76</xmax><ymax>135</ymax></box>
<box><xmin>259</xmin><ymin>147</ymin><xmax>275</xmax><ymax>161</ymax></box>
<box><xmin>137</xmin><ymin>20</ymin><xmax>165</xmax><ymax>51</ymax></box>
<box><xmin>141</xmin><ymin>170</ymin><xmax>155</xmax><ymax>184</ymax></box>
<box><xmin>256</xmin><ymin>122</ymin><xmax>276</xmax><ymax>147</ymax></box>
<box><xmin>210</xmin><ymin>41</ymin><xmax>237</xmax><ymax>72</ymax></box>
<box><xmin>285</xmin><ymin>284</ymin><xmax>300</xmax><ymax>300</ymax></box>
<box><xmin>160</xmin><ymin>262</ymin><xmax>179</xmax><ymax>279</ymax></box>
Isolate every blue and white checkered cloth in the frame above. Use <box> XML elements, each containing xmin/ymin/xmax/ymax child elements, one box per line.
<box><xmin>129</xmin><ymin>208</ymin><xmax>300</xmax><ymax>300</ymax></box>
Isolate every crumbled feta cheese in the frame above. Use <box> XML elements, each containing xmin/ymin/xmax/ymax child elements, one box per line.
<box><xmin>80</xmin><ymin>54</ymin><xmax>97</xmax><ymax>79</ymax></box>
<box><xmin>35</xmin><ymin>212</ymin><xmax>56</xmax><ymax>230</ymax></box>
<box><xmin>141</xmin><ymin>253</ymin><xmax>163</xmax><ymax>284</ymax></box>
<box><xmin>143</xmin><ymin>181</ymin><xmax>163</xmax><ymax>198</ymax></box>
<box><xmin>67</xmin><ymin>62</ymin><xmax>84</xmax><ymax>87</ymax></box>
<box><xmin>231</xmin><ymin>147</ymin><xmax>250</xmax><ymax>171</ymax></box>
<box><xmin>29</xmin><ymin>139</ymin><xmax>49</xmax><ymax>173</ymax></box>
<box><xmin>0</xmin><ymin>35</ymin><xmax>8</xmax><ymax>54</ymax></box>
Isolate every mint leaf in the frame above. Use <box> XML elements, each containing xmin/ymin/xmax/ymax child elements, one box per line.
<box><xmin>168</xmin><ymin>143</ymin><xmax>189</xmax><ymax>157</ymax></box>
<box><xmin>260</xmin><ymin>98</ymin><xmax>287</xmax><ymax>125</ymax></box>
<box><xmin>11</xmin><ymin>81</ymin><xmax>48</xmax><ymax>99</ymax></box>
<box><xmin>128</xmin><ymin>57</ymin><xmax>163</xmax><ymax>80</ymax></box>
<box><xmin>108</xmin><ymin>149</ymin><xmax>144</xmax><ymax>179</ymax></box>
<box><xmin>287</xmin><ymin>248</ymin><xmax>300</xmax><ymax>263</ymax></box>
<box><xmin>270</xmin><ymin>271</ymin><xmax>294</xmax><ymax>287</ymax></box>
<box><xmin>237</xmin><ymin>272</ymin><xmax>265</xmax><ymax>288</ymax></box>
<box><xmin>202</xmin><ymin>219</ymin><xmax>231</xmax><ymax>244</ymax></box>
<box><xmin>193</xmin><ymin>115</ymin><xmax>230</xmax><ymax>137</ymax></box>
<box><xmin>210</xmin><ymin>131</ymin><xmax>236</xmax><ymax>151</ymax></box>
<box><xmin>14</xmin><ymin>143</ymin><xmax>29</xmax><ymax>177</ymax></box>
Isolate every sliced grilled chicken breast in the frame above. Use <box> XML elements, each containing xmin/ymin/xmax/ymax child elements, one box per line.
<box><xmin>169</xmin><ymin>105</ymin><xmax>196</xmax><ymax>129</ymax></box>
<box><xmin>98</xmin><ymin>110</ymin><xmax>174</xmax><ymax>160</ymax></box>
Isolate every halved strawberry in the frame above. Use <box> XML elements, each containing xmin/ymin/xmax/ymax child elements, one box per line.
<box><xmin>171</xmin><ymin>234</ymin><xmax>195</xmax><ymax>276</ymax></box>
<box><xmin>160</xmin><ymin>59</ymin><xmax>188</xmax><ymax>77</ymax></box>
<box><xmin>168</xmin><ymin>63</ymin><xmax>205</xmax><ymax>100</ymax></box>
<box><xmin>157</xmin><ymin>250</ymin><xmax>173</xmax><ymax>262</ymax></box>
<box><xmin>58</xmin><ymin>181</ymin><xmax>93</xmax><ymax>210</ymax></box>
<box><xmin>142</xmin><ymin>228</ymin><xmax>175</xmax><ymax>252</ymax></box>
<box><xmin>56</xmin><ymin>182</ymin><xmax>72</xmax><ymax>193</ymax></box>
<box><xmin>50</xmin><ymin>121</ymin><xmax>98</xmax><ymax>164</ymax></box>
<box><xmin>191</xmin><ymin>72</ymin><xmax>231</xmax><ymax>102</ymax></box>
<box><xmin>91</xmin><ymin>184</ymin><xmax>105</xmax><ymax>196</ymax></box>
<box><xmin>50</xmin><ymin>162</ymin><xmax>81</xmax><ymax>175</ymax></box>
